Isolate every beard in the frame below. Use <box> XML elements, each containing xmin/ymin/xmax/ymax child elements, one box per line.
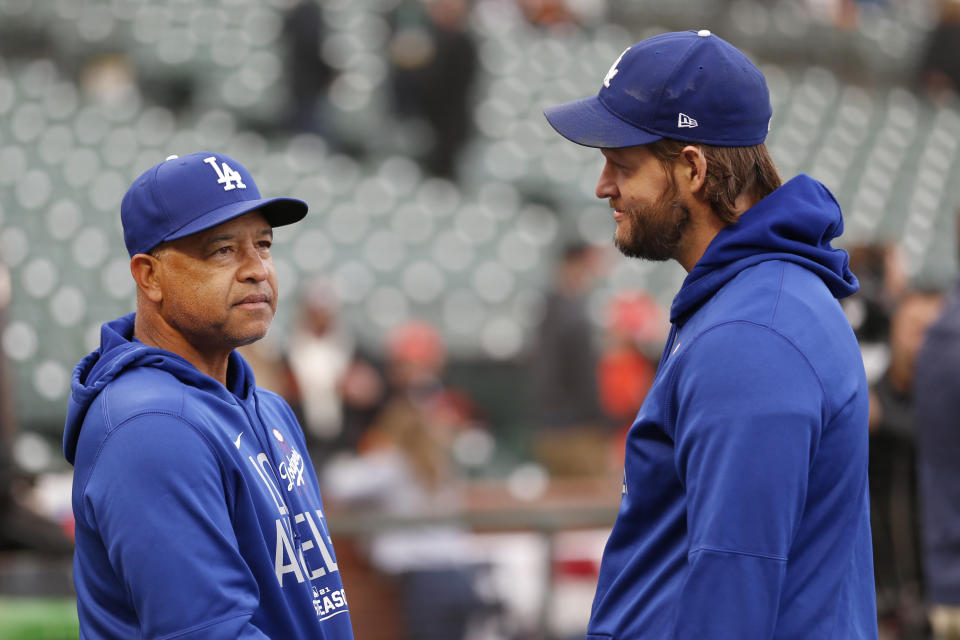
<box><xmin>613</xmin><ymin>194</ymin><xmax>691</xmax><ymax>262</ymax></box>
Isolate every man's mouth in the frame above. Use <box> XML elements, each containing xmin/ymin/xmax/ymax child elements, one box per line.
<box><xmin>610</xmin><ymin>201</ymin><xmax>625</xmax><ymax>221</ymax></box>
<box><xmin>235</xmin><ymin>293</ymin><xmax>271</xmax><ymax>308</ymax></box>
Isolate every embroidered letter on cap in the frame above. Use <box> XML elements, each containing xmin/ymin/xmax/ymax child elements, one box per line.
<box><xmin>603</xmin><ymin>48</ymin><xmax>630</xmax><ymax>88</ymax></box>
<box><xmin>203</xmin><ymin>156</ymin><xmax>246</xmax><ymax>191</ymax></box>
<box><xmin>678</xmin><ymin>113</ymin><xmax>698</xmax><ymax>129</ymax></box>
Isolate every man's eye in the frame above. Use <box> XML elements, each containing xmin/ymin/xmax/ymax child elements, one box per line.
<box><xmin>605</xmin><ymin>158</ymin><xmax>625</xmax><ymax>172</ymax></box>
<box><xmin>214</xmin><ymin>246</ymin><xmax>233</xmax><ymax>255</ymax></box>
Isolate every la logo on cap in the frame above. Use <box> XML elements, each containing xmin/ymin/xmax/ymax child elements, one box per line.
<box><xmin>203</xmin><ymin>156</ymin><xmax>246</xmax><ymax>191</ymax></box>
<box><xmin>603</xmin><ymin>47</ymin><xmax>629</xmax><ymax>88</ymax></box>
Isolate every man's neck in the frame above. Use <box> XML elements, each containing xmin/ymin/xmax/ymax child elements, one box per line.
<box><xmin>677</xmin><ymin>210</ymin><xmax>726</xmax><ymax>272</ymax></box>
<box><xmin>677</xmin><ymin>195</ymin><xmax>758</xmax><ymax>273</ymax></box>
<box><xmin>133</xmin><ymin>313</ymin><xmax>232</xmax><ymax>386</ymax></box>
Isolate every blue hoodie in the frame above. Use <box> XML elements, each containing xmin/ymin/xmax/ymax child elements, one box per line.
<box><xmin>64</xmin><ymin>314</ymin><xmax>354</xmax><ymax>640</ymax></box>
<box><xmin>586</xmin><ymin>175</ymin><xmax>877</xmax><ymax>639</ymax></box>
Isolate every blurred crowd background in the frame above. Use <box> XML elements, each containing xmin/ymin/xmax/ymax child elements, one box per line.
<box><xmin>2</xmin><ymin>0</ymin><xmax>960</xmax><ymax>637</ymax></box>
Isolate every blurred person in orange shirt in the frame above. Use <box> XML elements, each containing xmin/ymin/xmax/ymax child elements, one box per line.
<box><xmin>596</xmin><ymin>292</ymin><xmax>665</xmax><ymax>461</ymax></box>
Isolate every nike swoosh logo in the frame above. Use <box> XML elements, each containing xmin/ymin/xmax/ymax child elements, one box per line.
<box><xmin>234</xmin><ymin>432</ymin><xmax>243</xmax><ymax>449</ymax></box>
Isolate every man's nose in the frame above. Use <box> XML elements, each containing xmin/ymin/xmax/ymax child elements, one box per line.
<box><xmin>596</xmin><ymin>161</ymin><xmax>619</xmax><ymax>200</ymax></box>
<box><xmin>238</xmin><ymin>245</ymin><xmax>269</xmax><ymax>281</ymax></box>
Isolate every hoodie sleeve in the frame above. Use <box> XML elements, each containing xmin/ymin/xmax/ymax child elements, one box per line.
<box><xmin>669</xmin><ymin>323</ymin><xmax>824</xmax><ymax>639</ymax></box>
<box><xmin>81</xmin><ymin>413</ymin><xmax>271</xmax><ymax>640</ymax></box>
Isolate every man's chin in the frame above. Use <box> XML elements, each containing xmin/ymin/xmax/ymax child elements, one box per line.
<box><xmin>614</xmin><ymin>234</ymin><xmax>671</xmax><ymax>262</ymax></box>
<box><xmin>228</xmin><ymin>323</ymin><xmax>272</xmax><ymax>349</ymax></box>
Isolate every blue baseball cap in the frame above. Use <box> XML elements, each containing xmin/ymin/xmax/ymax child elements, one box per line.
<box><xmin>544</xmin><ymin>30</ymin><xmax>772</xmax><ymax>148</ymax></box>
<box><xmin>121</xmin><ymin>151</ymin><xmax>308</xmax><ymax>257</ymax></box>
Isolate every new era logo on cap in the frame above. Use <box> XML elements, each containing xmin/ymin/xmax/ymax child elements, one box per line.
<box><xmin>543</xmin><ymin>30</ymin><xmax>772</xmax><ymax>149</ymax></box>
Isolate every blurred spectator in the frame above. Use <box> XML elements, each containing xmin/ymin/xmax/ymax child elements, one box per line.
<box><xmin>281</xmin><ymin>0</ymin><xmax>336</xmax><ymax>134</ymax></box>
<box><xmin>869</xmin><ymin>288</ymin><xmax>943</xmax><ymax>638</ymax></box>
<box><xmin>529</xmin><ymin>243</ymin><xmax>611</xmax><ymax>478</ymax></box>
<box><xmin>915</xmin><ymin>215</ymin><xmax>960</xmax><ymax>640</ymax></box>
<box><xmin>286</xmin><ymin>278</ymin><xmax>385</xmax><ymax>468</ymax></box>
<box><xmin>516</xmin><ymin>0</ymin><xmax>579</xmax><ymax>27</ymax></box>
<box><xmin>380</xmin><ymin>321</ymin><xmax>486</xmax><ymax>442</ymax></box>
<box><xmin>0</xmin><ymin>256</ymin><xmax>72</xmax><ymax>555</ymax></box>
<box><xmin>324</xmin><ymin>321</ymin><xmax>487</xmax><ymax>640</ymax></box>
<box><xmin>242</xmin><ymin>280</ymin><xmax>385</xmax><ymax>470</ymax></box>
<box><xmin>387</xmin><ymin>0</ymin><xmax>478</xmax><ymax>179</ymax></box>
<box><xmin>0</xmin><ymin>257</ymin><xmax>15</xmax><ymax>536</ymax></box>
<box><xmin>78</xmin><ymin>53</ymin><xmax>138</xmax><ymax>106</ymax></box>
<box><xmin>236</xmin><ymin>337</ymin><xmax>298</xmax><ymax>402</ymax></box>
<box><xmin>596</xmin><ymin>292</ymin><xmax>664</xmax><ymax>455</ymax></box>
<box><xmin>805</xmin><ymin>0</ymin><xmax>893</xmax><ymax>31</ymax></box>
<box><xmin>920</xmin><ymin>0</ymin><xmax>960</xmax><ymax>103</ymax></box>
<box><xmin>80</xmin><ymin>50</ymin><xmax>193</xmax><ymax>115</ymax></box>
<box><xmin>845</xmin><ymin>243</ymin><xmax>909</xmax><ymax>346</ymax></box>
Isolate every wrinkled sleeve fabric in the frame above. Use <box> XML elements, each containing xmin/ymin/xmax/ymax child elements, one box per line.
<box><xmin>669</xmin><ymin>323</ymin><xmax>824</xmax><ymax>639</ymax></box>
<box><xmin>81</xmin><ymin>413</ymin><xmax>270</xmax><ymax>639</ymax></box>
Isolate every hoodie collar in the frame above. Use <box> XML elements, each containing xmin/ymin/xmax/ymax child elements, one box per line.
<box><xmin>64</xmin><ymin>313</ymin><xmax>256</xmax><ymax>463</ymax></box>
<box><xmin>670</xmin><ymin>174</ymin><xmax>859</xmax><ymax>324</ymax></box>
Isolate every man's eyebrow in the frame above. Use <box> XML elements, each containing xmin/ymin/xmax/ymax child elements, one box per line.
<box><xmin>202</xmin><ymin>232</ymin><xmax>238</xmax><ymax>249</ymax></box>
<box><xmin>204</xmin><ymin>228</ymin><xmax>272</xmax><ymax>246</ymax></box>
<box><xmin>601</xmin><ymin>149</ymin><xmax>620</xmax><ymax>163</ymax></box>
<box><xmin>602</xmin><ymin>148</ymin><xmax>626</xmax><ymax>161</ymax></box>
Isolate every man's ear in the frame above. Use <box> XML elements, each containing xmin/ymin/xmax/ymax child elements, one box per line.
<box><xmin>130</xmin><ymin>254</ymin><xmax>163</xmax><ymax>304</ymax></box>
<box><xmin>678</xmin><ymin>145</ymin><xmax>707</xmax><ymax>197</ymax></box>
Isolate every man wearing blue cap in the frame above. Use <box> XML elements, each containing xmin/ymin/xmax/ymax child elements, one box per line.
<box><xmin>63</xmin><ymin>153</ymin><xmax>354</xmax><ymax>639</ymax></box>
<box><xmin>545</xmin><ymin>31</ymin><xmax>877</xmax><ymax>638</ymax></box>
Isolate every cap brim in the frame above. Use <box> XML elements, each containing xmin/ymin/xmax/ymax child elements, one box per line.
<box><xmin>544</xmin><ymin>95</ymin><xmax>662</xmax><ymax>149</ymax></box>
<box><xmin>164</xmin><ymin>197</ymin><xmax>308</xmax><ymax>245</ymax></box>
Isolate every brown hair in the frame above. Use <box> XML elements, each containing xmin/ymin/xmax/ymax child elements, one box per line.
<box><xmin>647</xmin><ymin>139</ymin><xmax>782</xmax><ymax>226</ymax></box>
<box><xmin>366</xmin><ymin>397</ymin><xmax>451</xmax><ymax>490</ymax></box>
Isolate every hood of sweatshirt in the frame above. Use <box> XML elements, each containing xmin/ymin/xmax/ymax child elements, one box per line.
<box><xmin>670</xmin><ymin>174</ymin><xmax>858</xmax><ymax>324</ymax></box>
<box><xmin>63</xmin><ymin>313</ymin><xmax>254</xmax><ymax>465</ymax></box>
